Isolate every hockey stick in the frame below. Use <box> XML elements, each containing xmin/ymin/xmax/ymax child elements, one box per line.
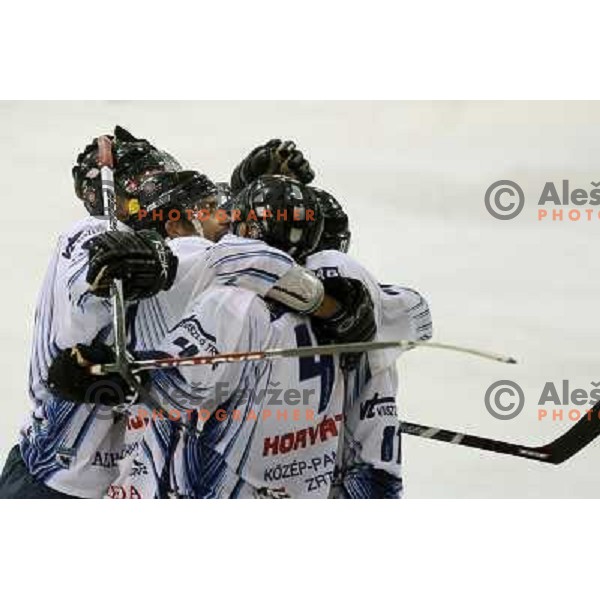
<box><xmin>97</xmin><ymin>136</ymin><xmax>144</xmax><ymax>415</ymax></box>
<box><xmin>401</xmin><ymin>399</ymin><xmax>600</xmax><ymax>464</ymax></box>
<box><xmin>89</xmin><ymin>339</ymin><xmax>517</xmax><ymax>375</ymax></box>
<box><xmin>97</xmin><ymin>136</ymin><xmax>129</xmax><ymax>374</ymax></box>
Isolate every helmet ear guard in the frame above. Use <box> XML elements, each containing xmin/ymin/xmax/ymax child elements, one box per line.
<box><xmin>309</xmin><ymin>186</ymin><xmax>351</xmax><ymax>253</ymax></box>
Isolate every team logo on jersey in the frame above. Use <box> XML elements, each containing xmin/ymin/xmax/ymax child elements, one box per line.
<box><xmin>262</xmin><ymin>414</ymin><xmax>343</xmax><ymax>457</ymax></box>
<box><xmin>107</xmin><ymin>484</ymin><xmax>142</xmax><ymax>499</ymax></box>
<box><xmin>313</xmin><ymin>266</ymin><xmax>340</xmax><ymax>280</ymax></box>
<box><xmin>359</xmin><ymin>394</ymin><xmax>397</xmax><ymax>420</ymax></box>
<box><xmin>305</xmin><ymin>471</ymin><xmax>336</xmax><ymax>493</ymax></box>
<box><xmin>91</xmin><ymin>441</ymin><xmax>140</xmax><ymax>469</ymax></box>
<box><xmin>169</xmin><ymin>316</ymin><xmax>218</xmax><ymax>357</ymax></box>
<box><xmin>264</xmin><ymin>450</ymin><xmax>337</xmax><ymax>490</ymax></box>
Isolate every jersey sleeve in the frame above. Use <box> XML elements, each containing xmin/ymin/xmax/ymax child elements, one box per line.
<box><xmin>52</xmin><ymin>219</ymin><xmax>114</xmax><ymax>348</ymax></box>
<box><xmin>306</xmin><ymin>250</ymin><xmax>433</xmax><ymax>372</ymax></box>
<box><xmin>206</xmin><ymin>234</ymin><xmax>296</xmax><ymax>298</ymax></box>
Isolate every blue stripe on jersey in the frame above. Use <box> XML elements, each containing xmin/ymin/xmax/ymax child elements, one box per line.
<box><xmin>20</xmin><ymin>440</ymin><xmax>63</xmax><ymax>483</ymax></box>
<box><xmin>189</xmin><ymin>439</ymin><xmax>230</xmax><ymax>499</ymax></box>
<box><xmin>406</xmin><ymin>297</ymin><xmax>425</xmax><ymax>313</ymax></box>
<box><xmin>200</xmin><ymin>360</ymin><xmax>260</xmax><ymax>452</ymax></box>
<box><xmin>379</xmin><ymin>283</ymin><xmax>401</xmax><ymax>295</ymax></box>
<box><xmin>182</xmin><ymin>432</ymin><xmax>202</xmax><ymax>498</ymax></box>
<box><xmin>149</xmin><ymin>418</ymin><xmax>170</xmax><ymax>456</ymax></box>
<box><xmin>342</xmin><ymin>464</ymin><xmax>403</xmax><ymax>499</ymax></box>
<box><xmin>208</xmin><ymin>249</ymin><xmax>293</xmax><ymax>269</ymax></box>
<box><xmin>215</xmin><ymin>267</ymin><xmax>281</xmax><ymax>284</ymax></box>
<box><xmin>229</xmin><ymin>477</ymin><xmax>245</xmax><ymax>499</ymax></box>
<box><xmin>152</xmin><ymin>296</ymin><xmax>169</xmax><ymax>339</ymax></box>
<box><xmin>67</xmin><ymin>261</ymin><xmax>89</xmax><ymax>293</ymax></box>
<box><xmin>141</xmin><ymin>299</ymin><xmax>163</xmax><ymax>347</ymax></box>
<box><xmin>211</xmin><ymin>238</ymin><xmax>269</xmax><ymax>248</ymax></box>
<box><xmin>148</xmin><ymin>296</ymin><xmax>168</xmax><ymax>341</ymax></box>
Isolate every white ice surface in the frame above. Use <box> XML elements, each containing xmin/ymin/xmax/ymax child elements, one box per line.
<box><xmin>1</xmin><ymin>100</ymin><xmax>599</xmax><ymax>497</ymax></box>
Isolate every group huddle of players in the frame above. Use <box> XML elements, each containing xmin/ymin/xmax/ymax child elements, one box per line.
<box><xmin>0</xmin><ymin>126</ymin><xmax>432</xmax><ymax>499</ymax></box>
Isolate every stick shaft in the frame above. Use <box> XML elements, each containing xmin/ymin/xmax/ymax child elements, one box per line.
<box><xmin>97</xmin><ymin>136</ymin><xmax>128</xmax><ymax>370</ymax></box>
<box><xmin>401</xmin><ymin>422</ymin><xmax>554</xmax><ymax>463</ymax></box>
<box><xmin>91</xmin><ymin>338</ymin><xmax>516</xmax><ymax>375</ymax></box>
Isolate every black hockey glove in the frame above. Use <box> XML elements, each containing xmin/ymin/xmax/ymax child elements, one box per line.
<box><xmin>311</xmin><ymin>277</ymin><xmax>376</xmax><ymax>346</ymax></box>
<box><xmin>311</xmin><ymin>277</ymin><xmax>376</xmax><ymax>372</ymax></box>
<box><xmin>47</xmin><ymin>342</ymin><xmax>144</xmax><ymax>406</ymax></box>
<box><xmin>85</xmin><ymin>230</ymin><xmax>178</xmax><ymax>301</ymax></box>
<box><xmin>230</xmin><ymin>139</ymin><xmax>315</xmax><ymax>195</ymax></box>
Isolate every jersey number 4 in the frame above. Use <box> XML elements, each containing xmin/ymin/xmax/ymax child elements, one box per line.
<box><xmin>294</xmin><ymin>324</ymin><xmax>335</xmax><ymax>414</ymax></box>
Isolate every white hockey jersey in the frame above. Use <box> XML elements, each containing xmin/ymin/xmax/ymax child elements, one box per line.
<box><xmin>306</xmin><ymin>250</ymin><xmax>432</xmax><ymax>498</ymax></box>
<box><xmin>115</xmin><ymin>248</ymin><xmax>433</xmax><ymax>498</ymax></box>
<box><xmin>122</xmin><ymin>285</ymin><xmax>345</xmax><ymax>498</ymax></box>
<box><xmin>179</xmin><ymin>250</ymin><xmax>433</xmax><ymax>498</ymax></box>
<box><xmin>105</xmin><ymin>247</ymin><xmax>433</xmax><ymax>499</ymax></box>
<box><xmin>21</xmin><ymin>220</ymin><xmax>298</xmax><ymax>498</ymax></box>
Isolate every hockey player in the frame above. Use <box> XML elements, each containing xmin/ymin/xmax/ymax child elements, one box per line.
<box><xmin>45</xmin><ymin>178</ymin><xmax>378</xmax><ymax>498</ymax></box>
<box><xmin>45</xmin><ymin>269</ymin><xmax>376</xmax><ymax>499</ymax></box>
<box><xmin>230</xmin><ymin>142</ymin><xmax>432</xmax><ymax>495</ymax></box>
<box><xmin>93</xmin><ymin>177</ymin><xmax>414</xmax><ymax>498</ymax></box>
<box><xmin>168</xmin><ymin>177</ymin><xmax>378</xmax><ymax>497</ymax></box>
<box><xmin>0</xmin><ymin>127</ymin><xmax>218</xmax><ymax>498</ymax></box>
<box><xmin>229</xmin><ymin>139</ymin><xmax>351</xmax><ymax>254</ymax></box>
<box><xmin>37</xmin><ymin>150</ymin><xmax>377</xmax><ymax>499</ymax></box>
<box><xmin>82</xmin><ymin>175</ymin><xmax>424</xmax><ymax>498</ymax></box>
<box><xmin>228</xmin><ymin>176</ymin><xmax>432</xmax><ymax>497</ymax></box>
<box><xmin>0</xmin><ymin>127</ymin><xmax>330</xmax><ymax>498</ymax></box>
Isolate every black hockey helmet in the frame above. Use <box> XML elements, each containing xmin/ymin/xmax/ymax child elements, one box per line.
<box><xmin>72</xmin><ymin>125</ymin><xmax>182</xmax><ymax>216</ymax></box>
<box><xmin>232</xmin><ymin>175</ymin><xmax>324</xmax><ymax>262</ymax></box>
<box><xmin>310</xmin><ymin>186</ymin><xmax>351</xmax><ymax>253</ymax></box>
<box><xmin>126</xmin><ymin>170</ymin><xmax>218</xmax><ymax>237</ymax></box>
